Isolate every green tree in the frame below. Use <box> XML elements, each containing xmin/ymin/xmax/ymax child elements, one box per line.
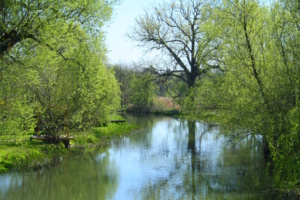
<box><xmin>187</xmin><ymin>0</ymin><xmax>300</xmax><ymax>188</ymax></box>
<box><xmin>112</xmin><ymin>64</ymin><xmax>133</xmax><ymax>108</ymax></box>
<box><xmin>128</xmin><ymin>73</ymin><xmax>156</xmax><ymax>112</ymax></box>
<box><xmin>0</xmin><ymin>0</ymin><xmax>121</xmax><ymax>142</ymax></box>
<box><xmin>0</xmin><ymin>0</ymin><xmax>116</xmax><ymax>59</ymax></box>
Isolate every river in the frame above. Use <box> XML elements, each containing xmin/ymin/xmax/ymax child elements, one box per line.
<box><xmin>0</xmin><ymin>115</ymin><xmax>279</xmax><ymax>199</ymax></box>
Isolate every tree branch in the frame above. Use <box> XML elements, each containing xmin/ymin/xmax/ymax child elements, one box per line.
<box><xmin>29</xmin><ymin>36</ymin><xmax>86</xmax><ymax>72</ymax></box>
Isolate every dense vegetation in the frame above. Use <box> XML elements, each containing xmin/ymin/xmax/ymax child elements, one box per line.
<box><xmin>0</xmin><ymin>0</ymin><xmax>124</xmax><ymax>171</ymax></box>
<box><xmin>0</xmin><ymin>0</ymin><xmax>120</xmax><ymax>142</ymax></box>
<box><xmin>130</xmin><ymin>0</ymin><xmax>300</xmax><ymax>191</ymax></box>
<box><xmin>112</xmin><ymin>63</ymin><xmax>183</xmax><ymax>113</ymax></box>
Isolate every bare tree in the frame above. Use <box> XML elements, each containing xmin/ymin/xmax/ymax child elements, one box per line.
<box><xmin>129</xmin><ymin>0</ymin><xmax>221</xmax><ymax>88</ymax></box>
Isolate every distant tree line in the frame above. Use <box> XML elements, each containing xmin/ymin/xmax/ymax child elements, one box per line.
<box><xmin>112</xmin><ymin>63</ymin><xmax>187</xmax><ymax>112</ymax></box>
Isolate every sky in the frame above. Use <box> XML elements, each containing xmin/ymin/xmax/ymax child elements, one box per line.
<box><xmin>104</xmin><ymin>0</ymin><xmax>159</xmax><ymax>64</ymax></box>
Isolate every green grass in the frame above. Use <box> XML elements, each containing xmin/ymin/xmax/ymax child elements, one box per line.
<box><xmin>92</xmin><ymin>123</ymin><xmax>137</xmax><ymax>137</ymax></box>
<box><xmin>0</xmin><ymin>138</ymin><xmax>50</xmax><ymax>173</ymax></box>
<box><xmin>109</xmin><ymin>114</ymin><xmax>126</xmax><ymax>121</ymax></box>
<box><xmin>0</xmin><ymin>121</ymin><xmax>138</xmax><ymax>173</ymax></box>
<box><xmin>73</xmin><ymin>122</ymin><xmax>137</xmax><ymax>147</ymax></box>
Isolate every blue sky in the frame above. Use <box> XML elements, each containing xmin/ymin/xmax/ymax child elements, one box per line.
<box><xmin>104</xmin><ymin>0</ymin><xmax>159</xmax><ymax>64</ymax></box>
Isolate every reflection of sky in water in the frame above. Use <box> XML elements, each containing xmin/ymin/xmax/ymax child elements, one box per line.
<box><xmin>109</xmin><ymin>118</ymin><xmax>181</xmax><ymax>199</ymax></box>
<box><xmin>0</xmin><ymin>174</ymin><xmax>22</xmax><ymax>197</ymax></box>
<box><xmin>0</xmin><ymin>174</ymin><xmax>11</xmax><ymax>196</ymax></box>
<box><xmin>0</xmin><ymin>116</ymin><xmax>270</xmax><ymax>200</ymax></box>
<box><xmin>107</xmin><ymin>117</ymin><xmax>265</xmax><ymax>199</ymax></box>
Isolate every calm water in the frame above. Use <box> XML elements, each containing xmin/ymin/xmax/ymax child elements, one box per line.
<box><xmin>0</xmin><ymin>115</ymin><xmax>277</xmax><ymax>200</ymax></box>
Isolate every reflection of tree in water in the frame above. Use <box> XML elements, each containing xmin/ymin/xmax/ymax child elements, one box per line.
<box><xmin>187</xmin><ymin>120</ymin><xmax>197</xmax><ymax>199</ymax></box>
<box><xmin>0</xmin><ymin>152</ymin><xmax>118</xmax><ymax>200</ymax></box>
<box><xmin>135</xmin><ymin>120</ymin><xmax>271</xmax><ymax>200</ymax></box>
<box><xmin>120</xmin><ymin>115</ymin><xmax>182</xmax><ymax>151</ymax></box>
<box><xmin>184</xmin><ymin>121</ymin><xmax>269</xmax><ymax>199</ymax></box>
<box><xmin>113</xmin><ymin>114</ymin><xmax>165</xmax><ymax>151</ymax></box>
<box><xmin>126</xmin><ymin>114</ymin><xmax>159</xmax><ymax>130</ymax></box>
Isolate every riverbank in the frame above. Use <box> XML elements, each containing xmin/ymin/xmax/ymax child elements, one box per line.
<box><xmin>127</xmin><ymin>96</ymin><xmax>181</xmax><ymax>116</ymax></box>
<box><xmin>126</xmin><ymin>97</ymin><xmax>221</xmax><ymax>122</ymax></box>
<box><xmin>0</xmin><ymin>122</ymin><xmax>138</xmax><ymax>173</ymax></box>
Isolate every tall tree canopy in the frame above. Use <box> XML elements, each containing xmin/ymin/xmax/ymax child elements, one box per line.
<box><xmin>129</xmin><ymin>0</ymin><xmax>221</xmax><ymax>88</ymax></box>
<box><xmin>0</xmin><ymin>0</ymin><xmax>116</xmax><ymax>61</ymax></box>
<box><xmin>182</xmin><ymin>0</ymin><xmax>300</xmax><ymax>187</ymax></box>
<box><xmin>0</xmin><ymin>0</ymin><xmax>121</xmax><ymax>141</ymax></box>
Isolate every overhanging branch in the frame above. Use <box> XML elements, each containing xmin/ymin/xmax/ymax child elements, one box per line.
<box><xmin>29</xmin><ymin>36</ymin><xmax>86</xmax><ymax>71</ymax></box>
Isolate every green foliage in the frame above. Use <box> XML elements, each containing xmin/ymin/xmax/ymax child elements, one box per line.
<box><xmin>112</xmin><ymin>63</ymin><xmax>186</xmax><ymax>114</ymax></box>
<box><xmin>75</xmin><ymin>134</ymin><xmax>98</xmax><ymax>145</ymax></box>
<box><xmin>92</xmin><ymin>123</ymin><xmax>137</xmax><ymax>138</ymax></box>
<box><xmin>0</xmin><ymin>138</ymin><xmax>65</xmax><ymax>172</ymax></box>
<box><xmin>112</xmin><ymin>64</ymin><xmax>133</xmax><ymax>107</ymax></box>
<box><xmin>0</xmin><ymin>0</ymin><xmax>121</xmax><ymax>141</ymax></box>
<box><xmin>155</xmin><ymin>76</ymin><xmax>189</xmax><ymax>98</ymax></box>
<box><xmin>0</xmin><ymin>0</ymin><xmax>117</xmax><ymax>57</ymax></box>
<box><xmin>128</xmin><ymin>73</ymin><xmax>156</xmax><ymax>112</ymax></box>
<box><xmin>0</xmin><ymin>119</ymin><xmax>138</xmax><ymax>173</ymax></box>
<box><xmin>181</xmin><ymin>0</ymin><xmax>300</xmax><ymax>189</ymax></box>
<box><xmin>72</xmin><ymin>122</ymin><xmax>137</xmax><ymax>147</ymax></box>
<box><xmin>272</xmin><ymin>106</ymin><xmax>300</xmax><ymax>187</ymax></box>
<box><xmin>1</xmin><ymin>40</ymin><xmax>121</xmax><ymax>139</ymax></box>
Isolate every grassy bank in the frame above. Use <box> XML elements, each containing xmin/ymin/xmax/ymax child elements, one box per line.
<box><xmin>73</xmin><ymin>122</ymin><xmax>137</xmax><ymax>147</ymax></box>
<box><xmin>0</xmin><ymin>122</ymin><xmax>137</xmax><ymax>173</ymax></box>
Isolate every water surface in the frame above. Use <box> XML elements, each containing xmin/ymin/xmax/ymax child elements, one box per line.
<box><xmin>0</xmin><ymin>116</ymin><xmax>275</xmax><ymax>199</ymax></box>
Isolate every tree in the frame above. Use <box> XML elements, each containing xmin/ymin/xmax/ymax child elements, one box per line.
<box><xmin>280</xmin><ymin>0</ymin><xmax>300</xmax><ymax>105</ymax></box>
<box><xmin>128</xmin><ymin>73</ymin><xmax>156</xmax><ymax>112</ymax></box>
<box><xmin>0</xmin><ymin>29</ymin><xmax>120</xmax><ymax>141</ymax></box>
<box><xmin>215</xmin><ymin>0</ymin><xmax>298</xmax><ymax>155</ymax></box>
<box><xmin>0</xmin><ymin>0</ymin><xmax>116</xmax><ymax>64</ymax></box>
<box><xmin>0</xmin><ymin>0</ymin><xmax>121</xmax><ymax>143</ymax></box>
<box><xmin>112</xmin><ymin>63</ymin><xmax>133</xmax><ymax>108</ymax></box>
<box><xmin>185</xmin><ymin>0</ymin><xmax>300</xmax><ymax>188</ymax></box>
<box><xmin>129</xmin><ymin>0</ymin><xmax>221</xmax><ymax>88</ymax></box>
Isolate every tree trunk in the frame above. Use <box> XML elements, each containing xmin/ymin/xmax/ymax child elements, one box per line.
<box><xmin>187</xmin><ymin>72</ymin><xmax>198</xmax><ymax>88</ymax></box>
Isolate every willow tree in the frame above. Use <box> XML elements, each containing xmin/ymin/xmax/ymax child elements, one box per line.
<box><xmin>0</xmin><ymin>0</ymin><xmax>121</xmax><ymax>141</ymax></box>
<box><xmin>186</xmin><ymin>0</ymin><xmax>300</xmax><ymax>187</ymax></box>
<box><xmin>0</xmin><ymin>0</ymin><xmax>116</xmax><ymax>63</ymax></box>
<box><xmin>213</xmin><ymin>0</ymin><xmax>298</xmax><ymax>152</ymax></box>
<box><xmin>20</xmin><ymin>30</ymin><xmax>120</xmax><ymax>126</ymax></box>
<box><xmin>129</xmin><ymin>0</ymin><xmax>221</xmax><ymax>88</ymax></box>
